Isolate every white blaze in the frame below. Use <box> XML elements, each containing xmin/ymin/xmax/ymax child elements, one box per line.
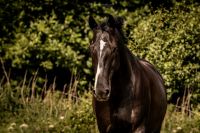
<box><xmin>99</xmin><ymin>40</ymin><xmax>106</xmax><ymax>56</ymax></box>
<box><xmin>94</xmin><ymin>39</ymin><xmax>106</xmax><ymax>90</ymax></box>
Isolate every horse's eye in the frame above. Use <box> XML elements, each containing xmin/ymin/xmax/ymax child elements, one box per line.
<box><xmin>111</xmin><ymin>47</ymin><xmax>118</xmax><ymax>53</ymax></box>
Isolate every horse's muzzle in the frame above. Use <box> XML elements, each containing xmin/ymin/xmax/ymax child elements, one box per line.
<box><xmin>93</xmin><ymin>89</ymin><xmax>110</xmax><ymax>101</ymax></box>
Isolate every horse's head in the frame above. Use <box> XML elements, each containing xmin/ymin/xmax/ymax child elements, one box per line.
<box><xmin>89</xmin><ymin>15</ymin><xmax>124</xmax><ymax>101</ymax></box>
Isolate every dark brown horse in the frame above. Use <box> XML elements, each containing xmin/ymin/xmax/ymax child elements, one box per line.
<box><xmin>88</xmin><ymin>15</ymin><xmax>167</xmax><ymax>133</ymax></box>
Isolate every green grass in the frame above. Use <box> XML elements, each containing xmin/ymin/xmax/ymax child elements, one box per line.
<box><xmin>0</xmin><ymin>75</ymin><xmax>199</xmax><ymax>133</ymax></box>
<box><xmin>163</xmin><ymin>104</ymin><xmax>200</xmax><ymax>133</ymax></box>
<box><xmin>0</xmin><ymin>72</ymin><xmax>96</xmax><ymax>133</ymax></box>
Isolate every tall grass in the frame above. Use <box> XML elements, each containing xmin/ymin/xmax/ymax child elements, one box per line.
<box><xmin>162</xmin><ymin>89</ymin><xmax>200</xmax><ymax>133</ymax></box>
<box><xmin>0</xmin><ymin>78</ymin><xmax>97</xmax><ymax>132</ymax></box>
<box><xmin>0</xmin><ymin>62</ymin><xmax>199</xmax><ymax>133</ymax></box>
<box><xmin>0</xmin><ymin>60</ymin><xmax>97</xmax><ymax>132</ymax></box>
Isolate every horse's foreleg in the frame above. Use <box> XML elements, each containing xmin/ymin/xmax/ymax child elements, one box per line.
<box><xmin>134</xmin><ymin>123</ymin><xmax>146</xmax><ymax>133</ymax></box>
<box><xmin>107</xmin><ymin>110</ymin><xmax>132</xmax><ymax>133</ymax></box>
<box><xmin>93</xmin><ymin>98</ymin><xmax>111</xmax><ymax>133</ymax></box>
<box><xmin>131</xmin><ymin>104</ymin><xmax>147</xmax><ymax>133</ymax></box>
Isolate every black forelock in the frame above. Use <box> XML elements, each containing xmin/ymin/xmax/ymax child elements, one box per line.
<box><xmin>99</xmin><ymin>22</ymin><xmax>108</xmax><ymax>31</ymax></box>
<box><xmin>97</xmin><ymin>15</ymin><xmax>127</xmax><ymax>45</ymax></box>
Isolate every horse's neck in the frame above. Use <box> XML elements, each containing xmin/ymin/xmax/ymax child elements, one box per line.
<box><xmin>119</xmin><ymin>46</ymin><xmax>134</xmax><ymax>79</ymax></box>
<box><xmin>111</xmin><ymin>46</ymin><xmax>134</xmax><ymax>95</ymax></box>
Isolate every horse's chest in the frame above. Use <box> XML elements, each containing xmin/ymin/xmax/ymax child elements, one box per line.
<box><xmin>112</xmin><ymin>106</ymin><xmax>132</xmax><ymax>122</ymax></box>
<box><xmin>110</xmin><ymin>97</ymin><xmax>133</xmax><ymax>123</ymax></box>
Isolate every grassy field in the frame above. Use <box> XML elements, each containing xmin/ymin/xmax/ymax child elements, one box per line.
<box><xmin>0</xmin><ymin>76</ymin><xmax>200</xmax><ymax>133</ymax></box>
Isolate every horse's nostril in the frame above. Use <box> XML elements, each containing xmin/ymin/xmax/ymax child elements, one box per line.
<box><xmin>93</xmin><ymin>89</ymin><xmax>96</xmax><ymax>94</ymax></box>
<box><xmin>105</xmin><ymin>89</ymin><xmax>110</xmax><ymax>96</ymax></box>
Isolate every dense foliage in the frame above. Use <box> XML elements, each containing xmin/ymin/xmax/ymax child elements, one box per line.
<box><xmin>128</xmin><ymin>2</ymin><xmax>200</xmax><ymax>104</ymax></box>
<box><xmin>0</xmin><ymin>0</ymin><xmax>199</xmax><ymax>104</ymax></box>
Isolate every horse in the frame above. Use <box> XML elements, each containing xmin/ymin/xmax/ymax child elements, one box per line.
<box><xmin>88</xmin><ymin>14</ymin><xmax>167</xmax><ymax>133</ymax></box>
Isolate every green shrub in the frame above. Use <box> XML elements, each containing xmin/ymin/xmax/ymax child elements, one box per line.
<box><xmin>3</xmin><ymin>14</ymin><xmax>83</xmax><ymax>71</ymax></box>
<box><xmin>128</xmin><ymin>2</ymin><xmax>200</xmax><ymax>103</ymax></box>
<box><xmin>1</xmin><ymin>0</ymin><xmax>199</xmax><ymax>104</ymax></box>
<box><xmin>2</xmin><ymin>12</ymin><xmax>93</xmax><ymax>90</ymax></box>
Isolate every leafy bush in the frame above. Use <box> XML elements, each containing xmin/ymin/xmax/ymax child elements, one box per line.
<box><xmin>3</xmin><ymin>14</ymin><xmax>84</xmax><ymax>71</ymax></box>
<box><xmin>128</xmin><ymin>2</ymin><xmax>200</xmax><ymax>103</ymax></box>
<box><xmin>0</xmin><ymin>1</ymin><xmax>133</xmax><ymax>91</ymax></box>
<box><xmin>1</xmin><ymin>0</ymin><xmax>200</xmax><ymax>103</ymax></box>
<box><xmin>2</xmin><ymin>12</ymin><xmax>93</xmax><ymax>90</ymax></box>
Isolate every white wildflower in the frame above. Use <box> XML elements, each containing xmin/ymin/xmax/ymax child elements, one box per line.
<box><xmin>172</xmin><ymin>129</ymin><xmax>177</xmax><ymax>133</ymax></box>
<box><xmin>8</xmin><ymin>126</ymin><xmax>14</xmax><ymax>131</ymax></box>
<box><xmin>177</xmin><ymin>126</ymin><xmax>182</xmax><ymax>130</ymax></box>
<box><xmin>59</xmin><ymin>116</ymin><xmax>65</xmax><ymax>120</ymax></box>
<box><xmin>20</xmin><ymin>123</ymin><xmax>28</xmax><ymax>128</ymax></box>
<box><xmin>10</xmin><ymin>123</ymin><xmax>16</xmax><ymax>127</ymax></box>
<box><xmin>8</xmin><ymin>122</ymin><xmax>16</xmax><ymax>131</ymax></box>
<box><xmin>49</xmin><ymin>124</ymin><xmax>54</xmax><ymax>128</ymax></box>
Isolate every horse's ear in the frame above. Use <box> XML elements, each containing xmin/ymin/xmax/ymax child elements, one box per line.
<box><xmin>107</xmin><ymin>14</ymin><xmax>115</xmax><ymax>28</ymax></box>
<box><xmin>89</xmin><ymin>16</ymin><xmax>97</xmax><ymax>29</ymax></box>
